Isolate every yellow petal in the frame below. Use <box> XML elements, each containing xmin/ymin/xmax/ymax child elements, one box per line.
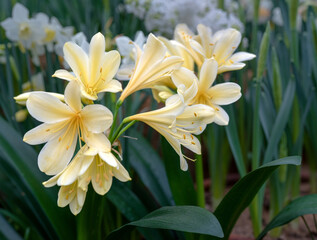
<box><xmin>89</xmin><ymin>32</ymin><xmax>106</xmax><ymax>86</ymax></box>
<box><xmin>63</xmin><ymin>42</ymin><xmax>89</xmax><ymax>85</ymax></box>
<box><xmin>53</xmin><ymin>69</ymin><xmax>77</xmax><ymax>81</ymax></box>
<box><xmin>113</xmin><ymin>159</ymin><xmax>131</xmax><ymax>181</ymax></box>
<box><xmin>64</xmin><ymin>81</ymin><xmax>82</xmax><ymax>112</ymax></box>
<box><xmin>207</xmin><ymin>82</ymin><xmax>241</xmax><ymax>105</ymax></box>
<box><xmin>100</xmin><ymin>50</ymin><xmax>121</xmax><ymax>84</ymax></box>
<box><xmin>38</xmin><ymin>130</ymin><xmax>77</xmax><ymax>175</ymax></box>
<box><xmin>199</xmin><ymin>58</ymin><xmax>218</xmax><ymax>91</ymax></box>
<box><xmin>99</xmin><ymin>152</ymin><xmax>118</xmax><ymax>168</ymax></box>
<box><xmin>81</xmin><ymin>105</ymin><xmax>113</xmax><ymax>133</ymax></box>
<box><xmin>23</xmin><ymin>122</ymin><xmax>65</xmax><ymax>144</ymax></box>
<box><xmin>26</xmin><ymin>93</ymin><xmax>72</xmax><ymax>123</ymax></box>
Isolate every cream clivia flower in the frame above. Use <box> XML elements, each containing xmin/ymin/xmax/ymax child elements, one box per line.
<box><xmin>189</xmin><ymin>24</ymin><xmax>256</xmax><ymax>73</ymax></box>
<box><xmin>119</xmin><ymin>33</ymin><xmax>183</xmax><ymax>102</ymax></box>
<box><xmin>172</xmin><ymin>58</ymin><xmax>241</xmax><ymax>125</ymax></box>
<box><xmin>129</xmin><ymin>81</ymin><xmax>215</xmax><ymax>170</ymax></box>
<box><xmin>115</xmin><ymin>31</ymin><xmax>146</xmax><ymax>80</ymax></box>
<box><xmin>43</xmin><ymin>143</ymin><xmax>131</xmax><ymax>215</ymax></box>
<box><xmin>23</xmin><ymin>81</ymin><xmax>113</xmax><ymax>175</ymax></box>
<box><xmin>53</xmin><ymin>32</ymin><xmax>122</xmax><ymax>100</ymax></box>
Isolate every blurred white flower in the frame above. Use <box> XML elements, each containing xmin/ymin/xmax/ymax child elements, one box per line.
<box><xmin>125</xmin><ymin>0</ymin><xmax>243</xmax><ymax>37</ymax></box>
<box><xmin>115</xmin><ymin>31</ymin><xmax>146</xmax><ymax>80</ymax></box>
<box><xmin>1</xmin><ymin>3</ymin><xmax>45</xmax><ymax>51</ymax></box>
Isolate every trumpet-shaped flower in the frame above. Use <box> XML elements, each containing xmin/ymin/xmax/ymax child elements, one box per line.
<box><xmin>172</xmin><ymin>58</ymin><xmax>241</xmax><ymax>125</ymax></box>
<box><xmin>119</xmin><ymin>33</ymin><xmax>183</xmax><ymax>102</ymax></box>
<box><xmin>53</xmin><ymin>32</ymin><xmax>122</xmax><ymax>100</ymax></box>
<box><xmin>129</xmin><ymin>85</ymin><xmax>215</xmax><ymax>170</ymax></box>
<box><xmin>189</xmin><ymin>24</ymin><xmax>256</xmax><ymax>73</ymax></box>
<box><xmin>43</xmin><ymin>144</ymin><xmax>131</xmax><ymax>215</ymax></box>
<box><xmin>23</xmin><ymin>81</ymin><xmax>113</xmax><ymax>175</ymax></box>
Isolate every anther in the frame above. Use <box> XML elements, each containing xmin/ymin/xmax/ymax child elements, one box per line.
<box><xmin>190</xmin><ymin>135</ymin><xmax>194</xmax><ymax>140</ymax></box>
<box><xmin>194</xmin><ymin>112</ymin><xmax>197</xmax><ymax>117</ymax></box>
<box><xmin>191</xmin><ymin>141</ymin><xmax>195</xmax><ymax>145</ymax></box>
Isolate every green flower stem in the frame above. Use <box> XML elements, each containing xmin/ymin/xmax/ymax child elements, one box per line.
<box><xmin>218</xmin><ymin>0</ymin><xmax>224</xmax><ymax>10</ymax></box>
<box><xmin>110</xmin><ymin>119</ymin><xmax>137</xmax><ymax>144</ymax></box>
<box><xmin>196</xmin><ymin>136</ymin><xmax>205</xmax><ymax>208</ymax></box>
<box><xmin>109</xmin><ymin>99</ymin><xmax>123</xmax><ymax>140</ymax></box>
<box><xmin>113</xmin><ymin>120</ymin><xmax>137</xmax><ymax>143</ymax></box>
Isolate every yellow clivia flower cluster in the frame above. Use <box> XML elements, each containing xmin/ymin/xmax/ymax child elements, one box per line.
<box><xmin>16</xmin><ymin>23</ymin><xmax>255</xmax><ymax>215</ymax></box>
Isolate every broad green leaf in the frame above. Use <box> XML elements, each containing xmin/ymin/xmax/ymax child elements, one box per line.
<box><xmin>257</xmin><ymin>194</ymin><xmax>317</xmax><ymax>239</ymax></box>
<box><xmin>0</xmin><ymin>117</ymin><xmax>75</xmax><ymax>239</ymax></box>
<box><xmin>107</xmin><ymin>181</ymin><xmax>164</xmax><ymax>240</ymax></box>
<box><xmin>106</xmin><ymin>206</ymin><xmax>223</xmax><ymax>240</ymax></box>
<box><xmin>129</xmin><ymin>129</ymin><xmax>173</xmax><ymax>206</ymax></box>
<box><xmin>212</xmin><ymin>156</ymin><xmax>301</xmax><ymax>240</ymax></box>
<box><xmin>161</xmin><ymin>138</ymin><xmax>197</xmax><ymax>205</ymax></box>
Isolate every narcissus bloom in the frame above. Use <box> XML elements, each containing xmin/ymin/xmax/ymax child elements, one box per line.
<box><xmin>189</xmin><ymin>24</ymin><xmax>256</xmax><ymax>73</ymax></box>
<box><xmin>119</xmin><ymin>33</ymin><xmax>183</xmax><ymax>102</ymax></box>
<box><xmin>172</xmin><ymin>58</ymin><xmax>241</xmax><ymax>125</ymax></box>
<box><xmin>53</xmin><ymin>32</ymin><xmax>122</xmax><ymax>100</ymax></box>
<box><xmin>23</xmin><ymin>81</ymin><xmax>113</xmax><ymax>175</ymax></box>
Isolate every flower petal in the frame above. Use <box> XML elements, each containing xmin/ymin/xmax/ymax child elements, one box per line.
<box><xmin>98</xmin><ymin>79</ymin><xmax>122</xmax><ymax>93</ymax></box>
<box><xmin>199</xmin><ymin>58</ymin><xmax>218</xmax><ymax>90</ymax></box>
<box><xmin>217</xmin><ymin>63</ymin><xmax>246</xmax><ymax>74</ymax></box>
<box><xmin>113</xmin><ymin>160</ymin><xmax>131</xmax><ymax>181</ymax></box>
<box><xmin>85</xmin><ymin>133</ymin><xmax>111</xmax><ymax>152</ymax></box>
<box><xmin>212</xmin><ymin>28</ymin><xmax>241</xmax><ymax>65</ymax></box>
<box><xmin>100</xmin><ymin>50</ymin><xmax>121</xmax><ymax>83</ymax></box>
<box><xmin>207</xmin><ymin>82</ymin><xmax>241</xmax><ymax>105</ymax></box>
<box><xmin>26</xmin><ymin>93</ymin><xmax>71</xmax><ymax>123</ymax></box>
<box><xmin>53</xmin><ymin>69</ymin><xmax>77</xmax><ymax>81</ymax></box>
<box><xmin>64</xmin><ymin>81</ymin><xmax>82</xmax><ymax>112</ymax></box>
<box><xmin>38</xmin><ymin>130</ymin><xmax>77</xmax><ymax>175</ymax></box>
<box><xmin>63</xmin><ymin>42</ymin><xmax>89</xmax><ymax>85</ymax></box>
<box><xmin>81</xmin><ymin>104</ymin><xmax>113</xmax><ymax>133</ymax></box>
<box><xmin>213</xmin><ymin>105</ymin><xmax>229</xmax><ymax>125</ymax></box>
<box><xmin>89</xmin><ymin>32</ymin><xmax>106</xmax><ymax>86</ymax></box>
<box><xmin>23</xmin><ymin>122</ymin><xmax>65</xmax><ymax>145</ymax></box>
<box><xmin>13</xmin><ymin>3</ymin><xmax>29</xmax><ymax>21</ymax></box>
<box><xmin>99</xmin><ymin>152</ymin><xmax>118</xmax><ymax>168</ymax></box>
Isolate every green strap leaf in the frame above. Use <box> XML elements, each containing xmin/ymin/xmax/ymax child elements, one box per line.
<box><xmin>0</xmin><ymin>117</ymin><xmax>75</xmax><ymax>239</ymax></box>
<box><xmin>213</xmin><ymin>156</ymin><xmax>301</xmax><ymax>240</ymax></box>
<box><xmin>106</xmin><ymin>206</ymin><xmax>224</xmax><ymax>240</ymax></box>
<box><xmin>257</xmin><ymin>194</ymin><xmax>317</xmax><ymax>239</ymax></box>
<box><xmin>129</xmin><ymin>129</ymin><xmax>174</xmax><ymax>206</ymax></box>
<box><xmin>161</xmin><ymin>138</ymin><xmax>197</xmax><ymax>205</ymax></box>
<box><xmin>0</xmin><ymin>215</ymin><xmax>23</xmax><ymax>240</ymax></box>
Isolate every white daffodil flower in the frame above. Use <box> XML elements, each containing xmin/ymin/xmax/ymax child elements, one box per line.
<box><xmin>116</xmin><ymin>31</ymin><xmax>146</xmax><ymax>80</ymax></box>
<box><xmin>23</xmin><ymin>81</ymin><xmax>113</xmax><ymax>175</ymax></box>
<box><xmin>119</xmin><ymin>33</ymin><xmax>183</xmax><ymax>102</ymax></box>
<box><xmin>0</xmin><ymin>3</ymin><xmax>45</xmax><ymax>51</ymax></box>
<box><xmin>53</xmin><ymin>32</ymin><xmax>122</xmax><ymax>100</ymax></box>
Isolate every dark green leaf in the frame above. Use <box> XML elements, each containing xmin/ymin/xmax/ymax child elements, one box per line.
<box><xmin>0</xmin><ymin>117</ymin><xmax>75</xmax><ymax>239</ymax></box>
<box><xmin>161</xmin><ymin>138</ymin><xmax>197</xmax><ymax>205</ymax></box>
<box><xmin>213</xmin><ymin>156</ymin><xmax>301</xmax><ymax>240</ymax></box>
<box><xmin>106</xmin><ymin>206</ymin><xmax>223</xmax><ymax>240</ymax></box>
<box><xmin>257</xmin><ymin>194</ymin><xmax>317</xmax><ymax>239</ymax></box>
<box><xmin>129</xmin><ymin>129</ymin><xmax>173</xmax><ymax>206</ymax></box>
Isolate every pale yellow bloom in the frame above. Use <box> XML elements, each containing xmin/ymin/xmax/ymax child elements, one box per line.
<box><xmin>53</xmin><ymin>32</ymin><xmax>122</xmax><ymax>100</ymax></box>
<box><xmin>119</xmin><ymin>33</ymin><xmax>183</xmax><ymax>102</ymax></box>
<box><xmin>23</xmin><ymin>81</ymin><xmax>113</xmax><ymax>175</ymax></box>
<box><xmin>129</xmin><ymin>83</ymin><xmax>215</xmax><ymax>170</ymax></box>
<box><xmin>189</xmin><ymin>24</ymin><xmax>256</xmax><ymax>73</ymax></box>
<box><xmin>14</xmin><ymin>91</ymin><xmax>65</xmax><ymax>105</ymax></box>
<box><xmin>43</xmin><ymin>144</ymin><xmax>130</xmax><ymax>215</ymax></box>
<box><xmin>172</xmin><ymin>58</ymin><xmax>241</xmax><ymax>125</ymax></box>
